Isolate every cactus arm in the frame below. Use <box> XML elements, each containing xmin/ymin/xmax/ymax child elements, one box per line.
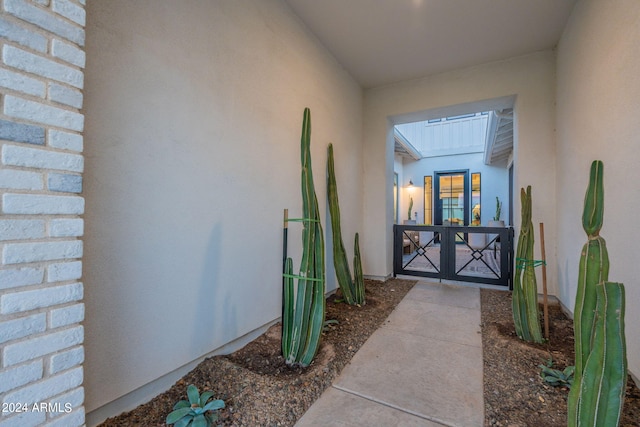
<box><xmin>523</xmin><ymin>186</ymin><xmax>542</xmax><ymax>342</ymax></box>
<box><xmin>512</xmin><ymin>189</ymin><xmax>527</xmax><ymax>340</ymax></box>
<box><xmin>582</xmin><ymin>160</ymin><xmax>604</xmax><ymax>237</ymax></box>
<box><xmin>300</xmin><ymin>225</ymin><xmax>326</xmax><ymax>366</ymax></box>
<box><xmin>281</xmin><ymin>257</ymin><xmax>294</xmax><ymax>357</ymax></box>
<box><xmin>327</xmin><ymin>143</ymin><xmax>356</xmax><ymax>304</ymax></box>
<box><xmin>577</xmin><ymin>282</ymin><xmax>627</xmax><ymax>427</ymax></box>
<box><xmin>569</xmin><ymin>238</ymin><xmax>609</xmax><ymax>427</ymax></box>
<box><xmin>353</xmin><ymin>233</ymin><xmax>365</xmax><ymax>305</ymax></box>
<box><xmin>574</xmin><ymin>238</ymin><xmax>609</xmax><ymax>376</ymax></box>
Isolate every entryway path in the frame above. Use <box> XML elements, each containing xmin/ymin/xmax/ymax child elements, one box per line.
<box><xmin>295</xmin><ymin>281</ymin><xmax>484</xmax><ymax>426</ymax></box>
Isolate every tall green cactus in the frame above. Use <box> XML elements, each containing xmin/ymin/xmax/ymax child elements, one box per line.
<box><xmin>281</xmin><ymin>108</ymin><xmax>325</xmax><ymax>367</ymax></box>
<box><xmin>512</xmin><ymin>186</ymin><xmax>543</xmax><ymax>343</ymax></box>
<box><xmin>577</xmin><ymin>282</ymin><xmax>626</xmax><ymax>426</ymax></box>
<box><xmin>568</xmin><ymin>160</ymin><xmax>627</xmax><ymax>427</ymax></box>
<box><xmin>327</xmin><ymin>143</ymin><xmax>365</xmax><ymax>306</ymax></box>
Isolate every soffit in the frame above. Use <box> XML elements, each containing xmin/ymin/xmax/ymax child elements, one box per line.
<box><xmin>285</xmin><ymin>0</ymin><xmax>577</xmax><ymax>88</ymax></box>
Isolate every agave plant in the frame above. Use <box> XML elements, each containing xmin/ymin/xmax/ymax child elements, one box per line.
<box><xmin>539</xmin><ymin>359</ymin><xmax>574</xmax><ymax>388</ymax></box>
<box><xmin>166</xmin><ymin>384</ymin><xmax>225</xmax><ymax>427</ymax></box>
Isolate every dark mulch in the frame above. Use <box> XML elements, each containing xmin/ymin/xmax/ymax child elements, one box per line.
<box><xmin>99</xmin><ymin>278</ymin><xmax>417</xmax><ymax>426</ymax></box>
<box><xmin>99</xmin><ymin>281</ymin><xmax>640</xmax><ymax>426</ymax></box>
<box><xmin>481</xmin><ymin>288</ymin><xmax>640</xmax><ymax>427</ymax></box>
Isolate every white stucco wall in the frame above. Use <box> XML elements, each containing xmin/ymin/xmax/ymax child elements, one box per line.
<box><xmin>556</xmin><ymin>0</ymin><xmax>640</xmax><ymax>382</ymax></box>
<box><xmin>82</xmin><ymin>0</ymin><xmax>362</xmax><ymax>422</ymax></box>
<box><xmin>362</xmin><ymin>52</ymin><xmax>557</xmax><ymax>292</ymax></box>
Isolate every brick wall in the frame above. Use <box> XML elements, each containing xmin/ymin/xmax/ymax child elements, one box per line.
<box><xmin>0</xmin><ymin>1</ymin><xmax>86</xmax><ymax>426</ymax></box>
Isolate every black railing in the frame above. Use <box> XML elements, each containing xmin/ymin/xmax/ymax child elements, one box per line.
<box><xmin>393</xmin><ymin>225</ymin><xmax>514</xmax><ymax>288</ymax></box>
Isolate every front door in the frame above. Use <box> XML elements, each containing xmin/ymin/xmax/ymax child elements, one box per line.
<box><xmin>435</xmin><ymin>171</ymin><xmax>469</xmax><ymax>227</ymax></box>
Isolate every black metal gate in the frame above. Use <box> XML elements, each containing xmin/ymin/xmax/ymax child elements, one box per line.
<box><xmin>393</xmin><ymin>225</ymin><xmax>514</xmax><ymax>288</ymax></box>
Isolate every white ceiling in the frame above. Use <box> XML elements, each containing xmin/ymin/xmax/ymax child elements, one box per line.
<box><xmin>285</xmin><ymin>0</ymin><xmax>577</xmax><ymax>88</ymax></box>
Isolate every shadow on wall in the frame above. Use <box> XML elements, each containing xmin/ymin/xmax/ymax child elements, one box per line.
<box><xmin>192</xmin><ymin>223</ymin><xmax>237</xmax><ymax>357</ymax></box>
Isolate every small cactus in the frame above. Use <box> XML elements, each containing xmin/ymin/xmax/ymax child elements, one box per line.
<box><xmin>493</xmin><ymin>196</ymin><xmax>502</xmax><ymax>221</ymax></box>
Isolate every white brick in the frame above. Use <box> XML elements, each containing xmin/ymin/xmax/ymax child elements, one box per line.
<box><xmin>1</xmin><ymin>366</ymin><xmax>83</xmax><ymax>402</ymax></box>
<box><xmin>3</xmin><ymin>45</ymin><xmax>83</xmax><ymax>89</ymax></box>
<box><xmin>0</xmin><ymin>409</ymin><xmax>46</xmax><ymax>427</ymax></box>
<box><xmin>0</xmin><ymin>360</ymin><xmax>43</xmax><ymax>393</ymax></box>
<box><xmin>52</xmin><ymin>0</ymin><xmax>85</xmax><ymax>26</ymax></box>
<box><xmin>0</xmin><ymin>68</ymin><xmax>46</xmax><ymax>97</ymax></box>
<box><xmin>3</xmin><ymin>326</ymin><xmax>83</xmax><ymax>366</ymax></box>
<box><xmin>4</xmin><ymin>95</ymin><xmax>84</xmax><ymax>132</ymax></box>
<box><xmin>47</xmin><ymin>172</ymin><xmax>82</xmax><ymax>193</ymax></box>
<box><xmin>2</xmin><ymin>145</ymin><xmax>84</xmax><ymax>172</ymax></box>
<box><xmin>48</xmin><ymin>83</ymin><xmax>83</xmax><ymax>109</ymax></box>
<box><xmin>0</xmin><ymin>267</ymin><xmax>44</xmax><ymax>290</ymax></box>
<box><xmin>2</xmin><ymin>193</ymin><xmax>84</xmax><ymax>215</ymax></box>
<box><xmin>47</xmin><ymin>387</ymin><xmax>84</xmax><ymax>416</ymax></box>
<box><xmin>0</xmin><ymin>220</ymin><xmax>46</xmax><ymax>241</ymax></box>
<box><xmin>51</xmin><ymin>39</ymin><xmax>85</xmax><ymax>68</ymax></box>
<box><xmin>0</xmin><ymin>313</ymin><xmax>46</xmax><ymax>344</ymax></box>
<box><xmin>49</xmin><ymin>219</ymin><xmax>83</xmax><ymax>237</ymax></box>
<box><xmin>45</xmin><ymin>387</ymin><xmax>84</xmax><ymax>427</ymax></box>
<box><xmin>4</xmin><ymin>0</ymin><xmax>85</xmax><ymax>46</ymax></box>
<box><xmin>49</xmin><ymin>303</ymin><xmax>84</xmax><ymax>328</ymax></box>
<box><xmin>0</xmin><ymin>119</ymin><xmax>45</xmax><ymax>145</ymax></box>
<box><xmin>49</xmin><ymin>346</ymin><xmax>83</xmax><ymax>374</ymax></box>
<box><xmin>0</xmin><ymin>16</ymin><xmax>48</xmax><ymax>52</ymax></box>
<box><xmin>47</xmin><ymin>261</ymin><xmax>82</xmax><ymax>282</ymax></box>
<box><xmin>2</xmin><ymin>240</ymin><xmax>83</xmax><ymax>264</ymax></box>
<box><xmin>1</xmin><ymin>282</ymin><xmax>83</xmax><ymax>314</ymax></box>
<box><xmin>48</xmin><ymin>129</ymin><xmax>82</xmax><ymax>152</ymax></box>
<box><xmin>42</xmin><ymin>406</ymin><xmax>84</xmax><ymax>426</ymax></box>
<box><xmin>0</xmin><ymin>169</ymin><xmax>44</xmax><ymax>190</ymax></box>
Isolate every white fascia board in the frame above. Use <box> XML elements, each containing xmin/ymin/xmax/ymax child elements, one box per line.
<box><xmin>394</xmin><ymin>129</ymin><xmax>422</xmax><ymax>160</ymax></box>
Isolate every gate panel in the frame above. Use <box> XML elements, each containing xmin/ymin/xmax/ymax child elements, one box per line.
<box><xmin>394</xmin><ymin>225</ymin><xmax>513</xmax><ymax>288</ymax></box>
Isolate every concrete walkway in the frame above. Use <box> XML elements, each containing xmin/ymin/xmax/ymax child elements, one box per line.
<box><xmin>295</xmin><ymin>281</ymin><xmax>484</xmax><ymax>427</ymax></box>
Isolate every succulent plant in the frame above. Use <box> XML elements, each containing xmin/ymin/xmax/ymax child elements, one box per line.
<box><xmin>166</xmin><ymin>384</ymin><xmax>224</xmax><ymax>427</ymax></box>
<box><xmin>539</xmin><ymin>359</ymin><xmax>574</xmax><ymax>388</ymax></box>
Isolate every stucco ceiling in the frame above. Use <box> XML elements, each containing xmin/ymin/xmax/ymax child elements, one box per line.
<box><xmin>285</xmin><ymin>0</ymin><xmax>577</xmax><ymax>88</ymax></box>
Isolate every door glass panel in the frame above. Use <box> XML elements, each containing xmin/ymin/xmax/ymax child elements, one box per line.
<box><xmin>393</xmin><ymin>173</ymin><xmax>398</xmax><ymax>224</ymax></box>
<box><xmin>439</xmin><ymin>174</ymin><xmax>465</xmax><ymax>226</ymax></box>
<box><xmin>423</xmin><ymin>176</ymin><xmax>432</xmax><ymax>225</ymax></box>
<box><xmin>471</xmin><ymin>173</ymin><xmax>481</xmax><ymax>225</ymax></box>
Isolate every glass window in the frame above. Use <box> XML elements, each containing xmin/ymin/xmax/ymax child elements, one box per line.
<box><xmin>394</xmin><ymin>173</ymin><xmax>399</xmax><ymax>224</ymax></box>
<box><xmin>423</xmin><ymin>176</ymin><xmax>432</xmax><ymax>225</ymax></box>
<box><xmin>471</xmin><ymin>173</ymin><xmax>481</xmax><ymax>225</ymax></box>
